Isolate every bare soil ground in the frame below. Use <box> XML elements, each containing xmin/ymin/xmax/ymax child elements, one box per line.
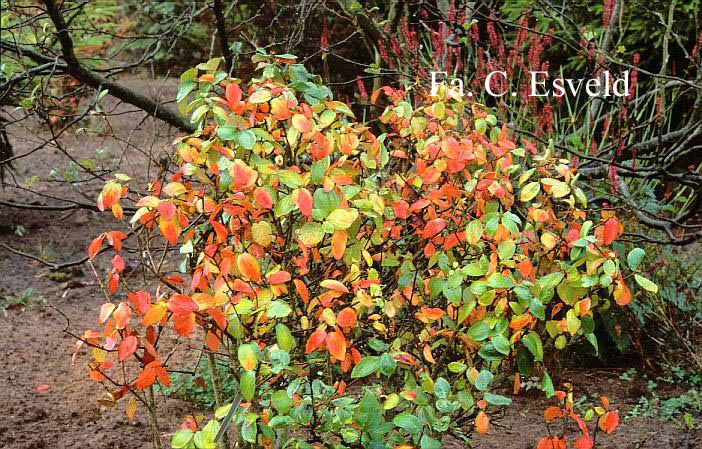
<box><xmin>1</xmin><ymin>79</ymin><xmax>701</xmax><ymax>449</ymax></box>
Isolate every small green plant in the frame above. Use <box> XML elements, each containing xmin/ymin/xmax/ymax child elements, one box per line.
<box><xmin>626</xmin><ymin>367</ymin><xmax>702</xmax><ymax>429</ymax></box>
<box><xmin>165</xmin><ymin>361</ymin><xmax>240</xmax><ymax>410</ymax></box>
<box><xmin>1</xmin><ymin>288</ymin><xmax>46</xmax><ymax>316</ymax></box>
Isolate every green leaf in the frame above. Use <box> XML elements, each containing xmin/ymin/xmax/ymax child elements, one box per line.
<box><xmin>393</xmin><ymin>413</ymin><xmax>422</xmax><ymax>434</ymax></box>
<box><xmin>542</xmin><ymin>371</ymin><xmax>555</xmax><ymax>397</ymax></box>
<box><xmin>326</xmin><ymin>208</ymin><xmax>359</xmax><ymax>230</ymax></box>
<box><xmin>522</xmin><ymin>331</ymin><xmax>543</xmax><ymax>362</ymax></box>
<box><xmin>520</xmin><ymin>182</ymin><xmax>540</xmax><ymax>202</ymax></box>
<box><xmin>240</xmin><ymin>370</ymin><xmax>256</xmax><ymax>401</ymax></box>
<box><xmin>267</xmin><ymin>300</ymin><xmax>292</xmax><ymax>318</ymax></box>
<box><xmin>634</xmin><ymin>274</ymin><xmax>658</xmax><ymax>293</ymax></box>
<box><xmin>475</xmin><ymin>370</ymin><xmax>494</xmax><ymax>391</ymax></box>
<box><xmin>434</xmin><ymin>377</ymin><xmax>451</xmax><ymax>399</ymax></box>
<box><xmin>171</xmin><ymin>429</ymin><xmax>194</xmax><ymax>448</ymax></box>
<box><xmin>467</xmin><ymin>321</ymin><xmax>491</xmax><ymax>341</ymax></box>
<box><xmin>483</xmin><ymin>393</ymin><xmax>512</xmax><ymax>406</ymax></box>
<box><xmin>355</xmin><ymin>391</ymin><xmax>383</xmax><ymax>431</ymax></box>
<box><xmin>271</xmin><ymin>390</ymin><xmax>293</xmax><ymax>413</ymax></box>
<box><xmin>268</xmin><ymin>415</ymin><xmax>294</xmax><ymax>428</ymax></box>
<box><xmin>379</xmin><ymin>353</ymin><xmax>397</xmax><ymax>376</ymax></box>
<box><xmin>351</xmin><ymin>356</ymin><xmax>380</xmax><ymax>378</ymax></box>
<box><xmin>498</xmin><ymin>239</ymin><xmax>516</xmax><ymax>261</ymax></box>
<box><xmin>466</xmin><ymin>219</ymin><xmax>483</xmax><ymax>245</ymax></box>
<box><xmin>491</xmin><ymin>334</ymin><xmax>511</xmax><ymax>355</ymax></box>
<box><xmin>238</xmin><ymin>129</ymin><xmax>256</xmax><ymax>149</ymax></box>
<box><xmin>420</xmin><ymin>435</ymin><xmax>442</xmax><ymax>449</ymax></box>
<box><xmin>627</xmin><ymin>248</ymin><xmax>646</xmax><ymax>270</ymax></box>
<box><xmin>296</xmin><ymin>222</ymin><xmax>325</xmax><ymax>246</ymax></box>
<box><xmin>487</xmin><ymin>272</ymin><xmax>514</xmax><ymax>289</ymax></box>
<box><xmin>217</xmin><ymin>125</ymin><xmax>238</xmax><ymax>141</ymax></box>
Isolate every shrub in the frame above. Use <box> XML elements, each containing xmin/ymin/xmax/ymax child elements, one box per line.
<box><xmin>83</xmin><ymin>53</ymin><xmax>653</xmax><ymax>448</ymax></box>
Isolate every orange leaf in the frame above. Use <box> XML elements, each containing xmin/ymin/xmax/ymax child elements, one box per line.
<box><xmin>237</xmin><ymin>253</ymin><xmax>262</xmax><ymax>282</ymax></box>
<box><xmin>173</xmin><ymin>312</ymin><xmax>195</xmax><ymax>337</ymax></box>
<box><xmin>168</xmin><ymin>294</ymin><xmax>198</xmax><ymax>315</ymax></box>
<box><xmin>294</xmin><ymin>279</ymin><xmax>309</xmax><ymax>303</ymax></box>
<box><xmin>210</xmin><ymin>220</ymin><xmax>228</xmax><ymax>243</ymax></box>
<box><xmin>253</xmin><ymin>187</ymin><xmax>273</xmax><ymax>209</ymax></box>
<box><xmin>614</xmin><ymin>277</ymin><xmax>632</xmax><ymax>306</ymax></box>
<box><xmin>326</xmin><ymin>330</ymin><xmax>347</xmax><ymax>361</ymax></box>
<box><xmin>537</xmin><ymin>437</ymin><xmax>567</xmax><ymax>449</ymax></box>
<box><xmin>88</xmin><ymin>234</ymin><xmax>105</xmax><ymax>260</ymax></box>
<box><xmin>331</xmin><ymin>230</ymin><xmax>347</xmax><ymax>260</ymax></box>
<box><xmin>544</xmin><ymin>406</ymin><xmax>564</xmax><ymax>421</ymax></box>
<box><xmin>320</xmin><ymin>279</ymin><xmax>349</xmax><ymax>293</ymax></box>
<box><xmin>598</xmin><ymin>411</ymin><xmax>619</xmax><ymax>434</ymax></box>
<box><xmin>292</xmin><ymin>114</ymin><xmax>313</xmax><ymax>133</ymax></box>
<box><xmin>142</xmin><ymin>303</ymin><xmax>167</xmax><ymax>326</ymax></box>
<box><xmin>118</xmin><ymin>335</ymin><xmax>138</xmax><ymax>362</ymax></box>
<box><xmin>159</xmin><ymin>216</ymin><xmax>181</xmax><ymax>245</ymax></box>
<box><xmin>113</xmin><ymin>301</ymin><xmax>131</xmax><ymax>329</ymax></box>
<box><xmin>336</xmin><ymin>307</ymin><xmax>357</xmax><ymax>328</ymax></box>
<box><xmin>206</xmin><ymin>331</ymin><xmax>220</xmax><ymax>352</ymax></box>
<box><xmin>600</xmin><ymin>395</ymin><xmax>610</xmax><ymax>410</ymax></box>
<box><xmin>305</xmin><ymin>328</ymin><xmax>327</xmax><ymax>354</ymax></box>
<box><xmin>475</xmin><ymin>411</ymin><xmax>489</xmax><ymax>435</ymax></box>
<box><xmin>573</xmin><ymin>437</ymin><xmax>594</xmax><ymax>449</ymax></box>
<box><xmin>420</xmin><ymin>306</ymin><xmax>444</xmax><ymax>321</ymax></box>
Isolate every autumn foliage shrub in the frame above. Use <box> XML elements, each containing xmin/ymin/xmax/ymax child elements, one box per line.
<box><xmin>83</xmin><ymin>53</ymin><xmax>652</xmax><ymax>448</ymax></box>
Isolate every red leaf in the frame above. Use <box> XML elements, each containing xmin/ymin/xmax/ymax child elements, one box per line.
<box><xmin>36</xmin><ymin>384</ymin><xmax>50</xmax><ymax>391</ymax></box>
<box><xmin>106</xmin><ymin>231</ymin><xmax>128</xmax><ymax>251</ymax></box>
<box><xmin>598</xmin><ymin>411</ymin><xmax>619</xmax><ymax>434</ymax></box>
<box><xmin>296</xmin><ymin>188</ymin><xmax>313</xmax><ymax>218</ymax></box>
<box><xmin>112</xmin><ymin>255</ymin><xmax>125</xmax><ymax>273</ymax></box>
<box><xmin>267</xmin><ymin>270</ymin><xmax>291</xmax><ymax>285</ymax></box>
<box><xmin>394</xmin><ymin>200</ymin><xmax>410</xmax><ymax>219</ymax></box>
<box><xmin>157</xmin><ymin>201</ymin><xmax>176</xmax><ymax>220</ymax></box>
<box><xmin>226</xmin><ymin>82</ymin><xmax>242</xmax><ymax>109</ymax></box>
<box><xmin>168</xmin><ymin>294</ymin><xmax>198</xmax><ymax>315</ymax></box>
<box><xmin>305</xmin><ymin>328</ymin><xmax>327</xmax><ymax>354</ymax></box>
<box><xmin>421</xmin><ymin>218</ymin><xmax>447</xmax><ymax>239</ymax></box>
<box><xmin>603</xmin><ymin>217</ymin><xmax>619</xmax><ymax>245</ymax></box>
<box><xmin>118</xmin><ymin>335</ymin><xmax>138</xmax><ymax>362</ymax></box>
